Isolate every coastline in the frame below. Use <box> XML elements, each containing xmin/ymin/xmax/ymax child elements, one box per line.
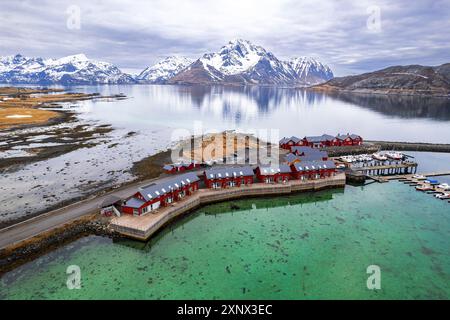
<box><xmin>0</xmin><ymin>214</ymin><xmax>116</xmax><ymax>276</ymax></box>
<box><xmin>0</xmin><ymin>173</ymin><xmax>346</xmax><ymax>275</ymax></box>
<box><xmin>310</xmin><ymin>85</ymin><xmax>450</xmax><ymax>98</ymax></box>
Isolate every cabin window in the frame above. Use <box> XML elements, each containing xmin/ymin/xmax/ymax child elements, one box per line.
<box><xmin>133</xmin><ymin>209</ymin><xmax>139</xmax><ymax>215</ymax></box>
<box><xmin>212</xmin><ymin>182</ymin><xmax>221</xmax><ymax>189</ymax></box>
<box><xmin>166</xmin><ymin>197</ymin><xmax>173</xmax><ymax>204</ymax></box>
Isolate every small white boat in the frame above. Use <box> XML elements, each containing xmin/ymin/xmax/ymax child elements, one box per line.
<box><xmin>416</xmin><ymin>184</ymin><xmax>433</xmax><ymax>191</ymax></box>
<box><xmin>340</xmin><ymin>156</ymin><xmax>354</xmax><ymax>163</ymax></box>
<box><xmin>372</xmin><ymin>153</ymin><xmax>388</xmax><ymax>161</ymax></box>
<box><xmin>437</xmin><ymin>183</ymin><xmax>450</xmax><ymax>191</ymax></box>
<box><xmin>386</xmin><ymin>151</ymin><xmax>404</xmax><ymax>160</ymax></box>
<box><xmin>412</xmin><ymin>174</ymin><xmax>426</xmax><ymax>180</ymax></box>
<box><xmin>336</xmin><ymin>164</ymin><xmax>346</xmax><ymax>169</ymax></box>
<box><xmin>435</xmin><ymin>192</ymin><xmax>450</xmax><ymax>199</ymax></box>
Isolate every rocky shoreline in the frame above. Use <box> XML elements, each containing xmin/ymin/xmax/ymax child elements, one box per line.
<box><xmin>0</xmin><ymin>215</ymin><xmax>119</xmax><ymax>276</ymax></box>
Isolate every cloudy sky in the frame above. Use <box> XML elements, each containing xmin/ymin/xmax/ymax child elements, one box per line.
<box><xmin>1</xmin><ymin>0</ymin><xmax>449</xmax><ymax>76</ymax></box>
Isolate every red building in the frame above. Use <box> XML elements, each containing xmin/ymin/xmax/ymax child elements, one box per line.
<box><xmin>300</xmin><ymin>133</ymin><xmax>363</xmax><ymax>148</ymax></box>
<box><xmin>163</xmin><ymin>161</ymin><xmax>201</xmax><ymax>174</ymax></box>
<box><xmin>204</xmin><ymin>166</ymin><xmax>254</xmax><ymax>189</ymax></box>
<box><xmin>279</xmin><ymin>136</ymin><xmax>302</xmax><ymax>150</ymax></box>
<box><xmin>255</xmin><ymin>164</ymin><xmax>291</xmax><ymax>183</ymax></box>
<box><xmin>302</xmin><ymin>134</ymin><xmax>335</xmax><ymax>148</ymax></box>
<box><xmin>335</xmin><ymin>134</ymin><xmax>363</xmax><ymax>146</ymax></box>
<box><xmin>122</xmin><ymin>172</ymin><xmax>200</xmax><ymax>216</ymax></box>
<box><xmin>290</xmin><ymin>160</ymin><xmax>337</xmax><ymax>180</ymax></box>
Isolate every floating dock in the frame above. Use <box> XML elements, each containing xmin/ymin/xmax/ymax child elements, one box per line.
<box><xmin>110</xmin><ymin>173</ymin><xmax>346</xmax><ymax>241</ymax></box>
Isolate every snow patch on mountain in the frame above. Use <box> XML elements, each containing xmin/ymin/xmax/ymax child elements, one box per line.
<box><xmin>136</xmin><ymin>56</ymin><xmax>193</xmax><ymax>83</ymax></box>
<box><xmin>0</xmin><ymin>54</ymin><xmax>135</xmax><ymax>85</ymax></box>
<box><xmin>169</xmin><ymin>39</ymin><xmax>334</xmax><ymax>86</ymax></box>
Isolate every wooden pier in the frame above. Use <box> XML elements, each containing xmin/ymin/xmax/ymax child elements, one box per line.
<box><xmin>353</xmin><ymin>162</ymin><xmax>418</xmax><ymax>176</ymax></box>
<box><xmin>110</xmin><ymin>173</ymin><xmax>346</xmax><ymax>241</ymax></box>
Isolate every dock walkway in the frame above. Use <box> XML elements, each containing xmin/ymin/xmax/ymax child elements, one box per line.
<box><xmin>110</xmin><ymin>173</ymin><xmax>346</xmax><ymax>241</ymax></box>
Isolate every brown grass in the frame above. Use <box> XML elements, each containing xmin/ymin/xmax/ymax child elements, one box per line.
<box><xmin>178</xmin><ymin>131</ymin><xmax>265</xmax><ymax>162</ymax></box>
<box><xmin>0</xmin><ymin>107</ymin><xmax>60</xmax><ymax>129</ymax></box>
<box><xmin>0</xmin><ymin>87</ymin><xmax>101</xmax><ymax>130</ymax></box>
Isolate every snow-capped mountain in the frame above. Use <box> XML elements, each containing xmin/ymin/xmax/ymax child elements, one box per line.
<box><xmin>289</xmin><ymin>57</ymin><xmax>334</xmax><ymax>84</ymax></box>
<box><xmin>169</xmin><ymin>39</ymin><xmax>333</xmax><ymax>86</ymax></box>
<box><xmin>0</xmin><ymin>53</ymin><xmax>136</xmax><ymax>85</ymax></box>
<box><xmin>136</xmin><ymin>56</ymin><xmax>193</xmax><ymax>83</ymax></box>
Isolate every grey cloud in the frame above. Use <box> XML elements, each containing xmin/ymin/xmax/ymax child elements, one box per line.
<box><xmin>0</xmin><ymin>0</ymin><xmax>448</xmax><ymax>76</ymax></box>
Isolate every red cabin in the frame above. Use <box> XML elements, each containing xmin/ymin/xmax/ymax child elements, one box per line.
<box><xmin>204</xmin><ymin>166</ymin><xmax>254</xmax><ymax>189</ymax></box>
<box><xmin>302</xmin><ymin>134</ymin><xmax>335</xmax><ymax>148</ymax></box>
<box><xmin>163</xmin><ymin>161</ymin><xmax>201</xmax><ymax>174</ymax></box>
<box><xmin>279</xmin><ymin>136</ymin><xmax>302</xmax><ymax>150</ymax></box>
<box><xmin>121</xmin><ymin>172</ymin><xmax>200</xmax><ymax>216</ymax></box>
<box><xmin>255</xmin><ymin>164</ymin><xmax>291</xmax><ymax>184</ymax></box>
<box><xmin>290</xmin><ymin>160</ymin><xmax>337</xmax><ymax>180</ymax></box>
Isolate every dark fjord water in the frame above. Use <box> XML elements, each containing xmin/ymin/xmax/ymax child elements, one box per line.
<box><xmin>1</xmin><ymin>182</ymin><xmax>449</xmax><ymax>300</ymax></box>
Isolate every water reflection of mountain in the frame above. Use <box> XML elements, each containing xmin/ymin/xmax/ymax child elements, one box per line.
<box><xmin>177</xmin><ymin>85</ymin><xmax>450</xmax><ymax>122</ymax></box>
<box><xmin>182</xmin><ymin>85</ymin><xmax>328</xmax><ymax>120</ymax></box>
<box><xmin>325</xmin><ymin>91</ymin><xmax>450</xmax><ymax>121</ymax></box>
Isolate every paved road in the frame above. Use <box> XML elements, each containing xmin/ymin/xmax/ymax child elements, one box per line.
<box><xmin>0</xmin><ymin>178</ymin><xmax>160</xmax><ymax>249</ymax></box>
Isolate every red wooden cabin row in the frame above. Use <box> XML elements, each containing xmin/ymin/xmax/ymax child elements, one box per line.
<box><xmin>280</xmin><ymin>133</ymin><xmax>363</xmax><ymax>150</ymax></box>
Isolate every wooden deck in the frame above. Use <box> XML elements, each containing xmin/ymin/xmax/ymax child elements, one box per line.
<box><xmin>110</xmin><ymin>173</ymin><xmax>346</xmax><ymax>241</ymax></box>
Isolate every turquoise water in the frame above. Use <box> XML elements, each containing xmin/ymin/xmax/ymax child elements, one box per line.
<box><xmin>1</xmin><ymin>182</ymin><xmax>449</xmax><ymax>299</ymax></box>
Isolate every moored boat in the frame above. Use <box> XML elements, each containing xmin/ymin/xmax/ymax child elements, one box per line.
<box><xmin>437</xmin><ymin>183</ymin><xmax>450</xmax><ymax>191</ymax></box>
<box><xmin>385</xmin><ymin>151</ymin><xmax>404</xmax><ymax>160</ymax></box>
<box><xmin>412</xmin><ymin>174</ymin><xmax>426</xmax><ymax>180</ymax></box>
<box><xmin>435</xmin><ymin>192</ymin><xmax>450</xmax><ymax>199</ymax></box>
<box><xmin>416</xmin><ymin>184</ymin><xmax>433</xmax><ymax>191</ymax></box>
<box><xmin>424</xmin><ymin>179</ymin><xmax>439</xmax><ymax>185</ymax></box>
<box><xmin>372</xmin><ymin>153</ymin><xmax>387</xmax><ymax>161</ymax></box>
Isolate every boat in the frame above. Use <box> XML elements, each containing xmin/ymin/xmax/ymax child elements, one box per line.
<box><xmin>437</xmin><ymin>183</ymin><xmax>450</xmax><ymax>190</ymax></box>
<box><xmin>424</xmin><ymin>179</ymin><xmax>439</xmax><ymax>185</ymax></box>
<box><xmin>359</xmin><ymin>154</ymin><xmax>372</xmax><ymax>162</ymax></box>
<box><xmin>416</xmin><ymin>184</ymin><xmax>433</xmax><ymax>191</ymax></box>
<box><xmin>412</xmin><ymin>174</ymin><xmax>426</xmax><ymax>180</ymax></box>
<box><xmin>372</xmin><ymin>153</ymin><xmax>387</xmax><ymax>161</ymax></box>
<box><xmin>340</xmin><ymin>156</ymin><xmax>354</xmax><ymax>163</ymax></box>
<box><xmin>385</xmin><ymin>151</ymin><xmax>404</xmax><ymax>160</ymax></box>
<box><xmin>435</xmin><ymin>192</ymin><xmax>450</xmax><ymax>199</ymax></box>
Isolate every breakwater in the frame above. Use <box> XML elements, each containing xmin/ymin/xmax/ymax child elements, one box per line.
<box><xmin>366</xmin><ymin>141</ymin><xmax>450</xmax><ymax>153</ymax></box>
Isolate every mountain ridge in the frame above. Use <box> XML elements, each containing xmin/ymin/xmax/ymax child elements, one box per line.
<box><xmin>0</xmin><ymin>40</ymin><xmax>334</xmax><ymax>86</ymax></box>
<box><xmin>168</xmin><ymin>39</ymin><xmax>333</xmax><ymax>86</ymax></box>
<box><xmin>0</xmin><ymin>53</ymin><xmax>136</xmax><ymax>85</ymax></box>
<box><xmin>313</xmin><ymin>63</ymin><xmax>450</xmax><ymax>97</ymax></box>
